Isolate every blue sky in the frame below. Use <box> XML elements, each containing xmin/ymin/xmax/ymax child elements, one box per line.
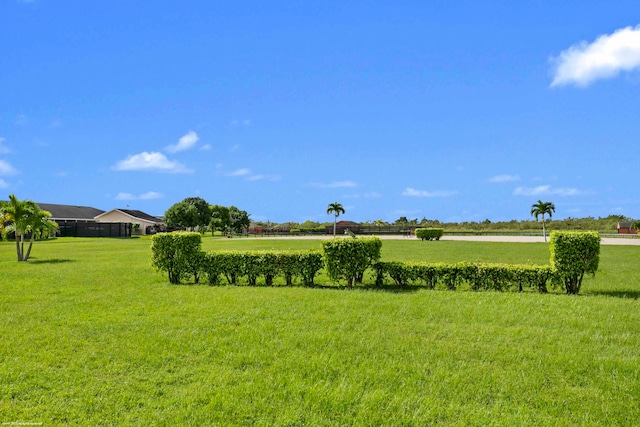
<box><xmin>2</xmin><ymin>1</ymin><xmax>639</xmax><ymax>223</ymax></box>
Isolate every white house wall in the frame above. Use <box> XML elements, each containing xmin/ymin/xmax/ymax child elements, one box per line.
<box><xmin>95</xmin><ymin>211</ymin><xmax>156</xmax><ymax>235</ymax></box>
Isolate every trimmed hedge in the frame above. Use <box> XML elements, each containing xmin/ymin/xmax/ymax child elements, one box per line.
<box><xmin>374</xmin><ymin>261</ymin><xmax>554</xmax><ymax>292</ymax></box>
<box><xmin>151</xmin><ymin>232</ymin><xmax>203</xmax><ymax>284</ymax></box>
<box><xmin>151</xmin><ymin>231</ymin><xmax>599</xmax><ymax>296</ymax></box>
<box><xmin>415</xmin><ymin>228</ymin><xmax>444</xmax><ymax>241</ymax></box>
<box><xmin>202</xmin><ymin>250</ymin><xmax>324</xmax><ymax>287</ymax></box>
<box><xmin>550</xmin><ymin>231</ymin><xmax>600</xmax><ymax>295</ymax></box>
<box><xmin>321</xmin><ymin>237</ymin><xmax>382</xmax><ymax>288</ymax></box>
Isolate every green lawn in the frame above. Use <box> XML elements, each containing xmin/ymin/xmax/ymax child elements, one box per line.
<box><xmin>1</xmin><ymin>237</ymin><xmax>639</xmax><ymax>426</ymax></box>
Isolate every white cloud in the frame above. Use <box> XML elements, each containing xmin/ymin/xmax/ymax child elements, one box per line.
<box><xmin>247</xmin><ymin>174</ymin><xmax>281</xmax><ymax>182</ymax></box>
<box><xmin>551</xmin><ymin>25</ymin><xmax>640</xmax><ymax>87</ymax></box>
<box><xmin>402</xmin><ymin>188</ymin><xmax>458</xmax><ymax>197</ymax></box>
<box><xmin>165</xmin><ymin>131</ymin><xmax>199</xmax><ymax>153</ymax></box>
<box><xmin>513</xmin><ymin>185</ymin><xmax>584</xmax><ymax>196</ymax></box>
<box><xmin>309</xmin><ymin>181</ymin><xmax>359</xmax><ymax>189</ymax></box>
<box><xmin>225</xmin><ymin>168</ymin><xmax>280</xmax><ymax>182</ymax></box>
<box><xmin>200</xmin><ymin>144</ymin><xmax>212</xmax><ymax>151</ymax></box>
<box><xmin>489</xmin><ymin>174</ymin><xmax>520</xmax><ymax>183</ymax></box>
<box><xmin>113</xmin><ymin>151</ymin><xmax>192</xmax><ymax>173</ymax></box>
<box><xmin>115</xmin><ymin>191</ymin><xmax>163</xmax><ymax>201</ymax></box>
<box><xmin>0</xmin><ymin>179</ymin><xmax>8</xmax><ymax>189</ymax></box>
<box><xmin>0</xmin><ymin>160</ymin><xmax>18</xmax><ymax>176</ymax></box>
<box><xmin>226</xmin><ymin>168</ymin><xmax>252</xmax><ymax>177</ymax></box>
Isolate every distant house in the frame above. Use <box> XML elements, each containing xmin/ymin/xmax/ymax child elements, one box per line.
<box><xmin>95</xmin><ymin>209</ymin><xmax>163</xmax><ymax>235</ymax></box>
<box><xmin>617</xmin><ymin>222</ymin><xmax>638</xmax><ymax>234</ymax></box>
<box><xmin>38</xmin><ymin>203</ymin><xmax>105</xmax><ymax>222</ymax></box>
<box><xmin>35</xmin><ymin>203</ymin><xmax>133</xmax><ymax>237</ymax></box>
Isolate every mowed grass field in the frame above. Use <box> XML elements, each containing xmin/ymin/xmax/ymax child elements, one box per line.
<box><xmin>1</xmin><ymin>237</ymin><xmax>639</xmax><ymax>426</ymax></box>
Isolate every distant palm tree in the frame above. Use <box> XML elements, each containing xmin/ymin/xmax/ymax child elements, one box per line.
<box><xmin>632</xmin><ymin>220</ymin><xmax>640</xmax><ymax>234</ymax></box>
<box><xmin>326</xmin><ymin>202</ymin><xmax>345</xmax><ymax>238</ymax></box>
<box><xmin>530</xmin><ymin>200</ymin><xmax>556</xmax><ymax>242</ymax></box>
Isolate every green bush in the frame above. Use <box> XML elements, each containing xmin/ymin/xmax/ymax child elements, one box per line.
<box><xmin>201</xmin><ymin>250</ymin><xmax>323</xmax><ymax>287</ymax></box>
<box><xmin>322</xmin><ymin>237</ymin><xmax>382</xmax><ymax>288</ymax></box>
<box><xmin>202</xmin><ymin>252</ymin><xmax>224</xmax><ymax>285</ymax></box>
<box><xmin>374</xmin><ymin>261</ymin><xmax>553</xmax><ymax>292</ymax></box>
<box><xmin>415</xmin><ymin>228</ymin><xmax>444</xmax><ymax>241</ymax></box>
<box><xmin>151</xmin><ymin>232</ymin><xmax>202</xmax><ymax>284</ymax></box>
<box><xmin>549</xmin><ymin>231</ymin><xmax>600</xmax><ymax>295</ymax></box>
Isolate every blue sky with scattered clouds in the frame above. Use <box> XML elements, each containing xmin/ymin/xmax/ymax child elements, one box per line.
<box><xmin>2</xmin><ymin>1</ymin><xmax>639</xmax><ymax>223</ymax></box>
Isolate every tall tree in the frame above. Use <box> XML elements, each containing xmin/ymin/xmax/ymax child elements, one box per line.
<box><xmin>164</xmin><ymin>201</ymin><xmax>199</xmax><ymax>230</ymax></box>
<box><xmin>0</xmin><ymin>194</ymin><xmax>55</xmax><ymax>261</ymax></box>
<box><xmin>530</xmin><ymin>200</ymin><xmax>556</xmax><ymax>242</ymax></box>
<box><xmin>229</xmin><ymin>206</ymin><xmax>250</xmax><ymax>235</ymax></box>
<box><xmin>326</xmin><ymin>202</ymin><xmax>345</xmax><ymax>238</ymax></box>
<box><xmin>182</xmin><ymin>197</ymin><xmax>212</xmax><ymax>229</ymax></box>
<box><xmin>209</xmin><ymin>205</ymin><xmax>231</xmax><ymax>235</ymax></box>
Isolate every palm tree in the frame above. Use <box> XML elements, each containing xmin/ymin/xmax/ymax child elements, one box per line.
<box><xmin>0</xmin><ymin>194</ymin><xmax>53</xmax><ymax>261</ymax></box>
<box><xmin>23</xmin><ymin>208</ymin><xmax>56</xmax><ymax>260</ymax></box>
<box><xmin>530</xmin><ymin>200</ymin><xmax>556</xmax><ymax>242</ymax></box>
<box><xmin>326</xmin><ymin>202</ymin><xmax>345</xmax><ymax>238</ymax></box>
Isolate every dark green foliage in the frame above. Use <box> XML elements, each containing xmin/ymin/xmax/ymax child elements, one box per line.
<box><xmin>209</xmin><ymin>205</ymin><xmax>231</xmax><ymax>234</ymax></box>
<box><xmin>322</xmin><ymin>237</ymin><xmax>382</xmax><ymax>288</ymax></box>
<box><xmin>150</xmin><ymin>232</ymin><xmax>202</xmax><ymax>284</ymax></box>
<box><xmin>229</xmin><ymin>206</ymin><xmax>251</xmax><ymax>234</ymax></box>
<box><xmin>374</xmin><ymin>261</ymin><xmax>554</xmax><ymax>292</ymax></box>
<box><xmin>164</xmin><ymin>202</ymin><xmax>199</xmax><ymax>229</ymax></box>
<box><xmin>550</xmin><ymin>231</ymin><xmax>600</xmax><ymax>294</ymax></box>
<box><xmin>182</xmin><ymin>197</ymin><xmax>212</xmax><ymax>229</ymax></box>
<box><xmin>415</xmin><ymin>228</ymin><xmax>444</xmax><ymax>240</ymax></box>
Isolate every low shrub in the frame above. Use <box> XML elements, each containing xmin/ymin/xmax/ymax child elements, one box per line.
<box><xmin>201</xmin><ymin>250</ymin><xmax>323</xmax><ymax>287</ymax></box>
<box><xmin>374</xmin><ymin>261</ymin><xmax>553</xmax><ymax>292</ymax></box>
<box><xmin>415</xmin><ymin>228</ymin><xmax>444</xmax><ymax>241</ymax></box>
<box><xmin>322</xmin><ymin>237</ymin><xmax>382</xmax><ymax>288</ymax></box>
<box><xmin>151</xmin><ymin>232</ymin><xmax>202</xmax><ymax>284</ymax></box>
<box><xmin>550</xmin><ymin>231</ymin><xmax>600</xmax><ymax>295</ymax></box>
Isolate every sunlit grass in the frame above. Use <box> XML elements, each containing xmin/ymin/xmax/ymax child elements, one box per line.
<box><xmin>1</xmin><ymin>237</ymin><xmax>639</xmax><ymax>425</ymax></box>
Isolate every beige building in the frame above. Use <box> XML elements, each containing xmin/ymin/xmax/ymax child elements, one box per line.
<box><xmin>95</xmin><ymin>209</ymin><xmax>162</xmax><ymax>235</ymax></box>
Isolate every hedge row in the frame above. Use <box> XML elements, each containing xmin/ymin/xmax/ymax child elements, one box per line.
<box><xmin>151</xmin><ymin>231</ymin><xmax>600</xmax><ymax>295</ymax></box>
<box><xmin>201</xmin><ymin>250</ymin><xmax>324</xmax><ymax>286</ymax></box>
<box><xmin>373</xmin><ymin>261</ymin><xmax>553</xmax><ymax>292</ymax></box>
<box><xmin>415</xmin><ymin>228</ymin><xmax>444</xmax><ymax>241</ymax></box>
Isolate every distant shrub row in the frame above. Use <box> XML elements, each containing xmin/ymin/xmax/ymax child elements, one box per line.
<box><xmin>415</xmin><ymin>228</ymin><xmax>444</xmax><ymax>241</ymax></box>
<box><xmin>151</xmin><ymin>231</ymin><xmax>600</xmax><ymax>294</ymax></box>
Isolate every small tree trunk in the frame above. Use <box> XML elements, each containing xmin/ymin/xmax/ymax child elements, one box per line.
<box><xmin>542</xmin><ymin>218</ymin><xmax>547</xmax><ymax>242</ymax></box>
<box><xmin>15</xmin><ymin>235</ymin><xmax>23</xmax><ymax>261</ymax></box>
<box><xmin>24</xmin><ymin>234</ymin><xmax>35</xmax><ymax>261</ymax></box>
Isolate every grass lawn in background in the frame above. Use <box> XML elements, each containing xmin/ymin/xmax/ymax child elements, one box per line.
<box><xmin>0</xmin><ymin>237</ymin><xmax>639</xmax><ymax>425</ymax></box>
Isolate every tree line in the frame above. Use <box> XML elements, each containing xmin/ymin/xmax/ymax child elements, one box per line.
<box><xmin>252</xmin><ymin>214</ymin><xmax>636</xmax><ymax>234</ymax></box>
